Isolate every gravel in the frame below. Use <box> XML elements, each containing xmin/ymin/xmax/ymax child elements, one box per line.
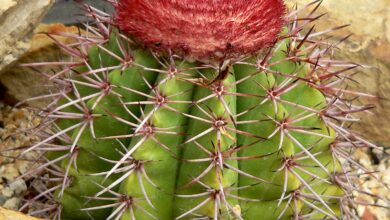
<box><xmin>0</xmin><ymin>104</ymin><xmax>40</xmax><ymax>211</ymax></box>
<box><xmin>354</xmin><ymin>148</ymin><xmax>390</xmax><ymax>220</ymax></box>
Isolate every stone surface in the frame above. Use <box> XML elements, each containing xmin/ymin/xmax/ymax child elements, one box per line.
<box><xmin>286</xmin><ymin>0</ymin><xmax>390</xmax><ymax>146</ymax></box>
<box><xmin>9</xmin><ymin>180</ymin><xmax>27</xmax><ymax>195</ymax></box>
<box><xmin>0</xmin><ymin>104</ymin><xmax>53</xmax><ymax>218</ymax></box>
<box><xmin>0</xmin><ymin>0</ymin><xmax>54</xmax><ymax>72</ymax></box>
<box><xmin>0</xmin><ymin>206</ymin><xmax>44</xmax><ymax>220</ymax></box>
<box><xmin>0</xmin><ymin>196</ymin><xmax>7</xmax><ymax>205</ymax></box>
<box><xmin>1</xmin><ymin>187</ymin><xmax>13</xmax><ymax>198</ymax></box>
<box><xmin>0</xmin><ymin>106</ymin><xmax>41</xmax><ymax>215</ymax></box>
<box><xmin>3</xmin><ymin>197</ymin><xmax>21</xmax><ymax>210</ymax></box>
<box><xmin>0</xmin><ymin>24</ymin><xmax>80</xmax><ymax>107</ymax></box>
<box><xmin>0</xmin><ymin>0</ymin><xmax>17</xmax><ymax>14</ymax></box>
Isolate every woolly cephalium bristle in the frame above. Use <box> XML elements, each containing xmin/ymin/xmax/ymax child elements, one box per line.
<box><xmin>114</xmin><ymin>0</ymin><xmax>286</xmax><ymax>62</ymax></box>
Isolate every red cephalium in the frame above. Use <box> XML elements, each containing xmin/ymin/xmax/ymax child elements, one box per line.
<box><xmin>114</xmin><ymin>0</ymin><xmax>286</xmax><ymax>62</ymax></box>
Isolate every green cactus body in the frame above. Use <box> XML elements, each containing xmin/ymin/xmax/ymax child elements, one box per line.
<box><xmin>174</xmin><ymin>69</ymin><xmax>238</xmax><ymax>219</ymax></box>
<box><xmin>46</xmin><ymin>34</ymin><xmax>343</xmax><ymax>220</ymax></box>
<box><xmin>53</xmin><ymin>44</ymin><xmax>161</xmax><ymax>219</ymax></box>
<box><xmin>119</xmin><ymin>62</ymin><xmax>197</xmax><ymax>220</ymax></box>
<box><xmin>24</xmin><ymin>1</ymin><xmax>376</xmax><ymax>220</ymax></box>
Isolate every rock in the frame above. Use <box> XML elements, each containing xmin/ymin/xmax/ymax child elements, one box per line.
<box><xmin>0</xmin><ymin>106</ymin><xmax>43</xmax><ymax>218</ymax></box>
<box><xmin>0</xmin><ymin>166</ymin><xmax>19</xmax><ymax>182</ymax></box>
<box><xmin>0</xmin><ymin>0</ymin><xmax>54</xmax><ymax>72</ymax></box>
<box><xmin>286</xmin><ymin>0</ymin><xmax>390</xmax><ymax>146</ymax></box>
<box><xmin>362</xmin><ymin>207</ymin><xmax>376</xmax><ymax>220</ymax></box>
<box><xmin>9</xmin><ymin>179</ymin><xmax>27</xmax><ymax>195</ymax></box>
<box><xmin>3</xmin><ymin>197</ymin><xmax>21</xmax><ymax>210</ymax></box>
<box><xmin>0</xmin><ymin>207</ymin><xmax>46</xmax><ymax>220</ymax></box>
<box><xmin>0</xmin><ymin>0</ymin><xmax>17</xmax><ymax>14</ymax></box>
<box><xmin>1</xmin><ymin>187</ymin><xmax>13</xmax><ymax>198</ymax></box>
<box><xmin>0</xmin><ymin>23</ymin><xmax>80</xmax><ymax>107</ymax></box>
<box><xmin>0</xmin><ymin>195</ymin><xmax>7</xmax><ymax>205</ymax></box>
<box><xmin>15</xmin><ymin>160</ymin><xmax>31</xmax><ymax>176</ymax></box>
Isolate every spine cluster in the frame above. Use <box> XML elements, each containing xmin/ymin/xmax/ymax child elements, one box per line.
<box><xmin>16</xmin><ymin>1</ymin><xmax>384</xmax><ymax>220</ymax></box>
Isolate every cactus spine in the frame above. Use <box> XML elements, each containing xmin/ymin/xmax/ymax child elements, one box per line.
<box><xmin>20</xmin><ymin>1</ymin><xmax>383</xmax><ymax>219</ymax></box>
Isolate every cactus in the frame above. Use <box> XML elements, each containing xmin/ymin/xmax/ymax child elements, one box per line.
<box><xmin>19</xmin><ymin>0</ymin><xmax>384</xmax><ymax>219</ymax></box>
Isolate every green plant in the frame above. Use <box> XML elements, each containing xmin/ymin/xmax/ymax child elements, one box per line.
<box><xmin>19</xmin><ymin>0</ymin><xmax>383</xmax><ymax>219</ymax></box>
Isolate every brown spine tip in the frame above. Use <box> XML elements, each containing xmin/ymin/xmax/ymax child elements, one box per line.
<box><xmin>114</xmin><ymin>0</ymin><xmax>286</xmax><ymax>62</ymax></box>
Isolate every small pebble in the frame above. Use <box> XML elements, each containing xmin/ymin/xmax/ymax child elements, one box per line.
<box><xmin>0</xmin><ymin>195</ymin><xmax>7</xmax><ymax>205</ymax></box>
<box><xmin>1</xmin><ymin>166</ymin><xmax>19</xmax><ymax>182</ymax></box>
<box><xmin>16</xmin><ymin>161</ymin><xmax>30</xmax><ymax>175</ymax></box>
<box><xmin>3</xmin><ymin>197</ymin><xmax>21</xmax><ymax>210</ymax></box>
<box><xmin>9</xmin><ymin>179</ymin><xmax>27</xmax><ymax>195</ymax></box>
<box><xmin>1</xmin><ymin>187</ymin><xmax>13</xmax><ymax>197</ymax></box>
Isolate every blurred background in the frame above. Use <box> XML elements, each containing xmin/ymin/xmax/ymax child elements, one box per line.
<box><xmin>43</xmin><ymin>0</ymin><xmax>113</xmax><ymax>25</ymax></box>
<box><xmin>0</xmin><ymin>0</ymin><xmax>389</xmax><ymax>219</ymax></box>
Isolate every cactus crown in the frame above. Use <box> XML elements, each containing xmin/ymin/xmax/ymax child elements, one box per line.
<box><xmin>114</xmin><ymin>0</ymin><xmax>286</xmax><ymax>62</ymax></box>
<box><xmin>17</xmin><ymin>1</ymin><xmax>384</xmax><ymax>220</ymax></box>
